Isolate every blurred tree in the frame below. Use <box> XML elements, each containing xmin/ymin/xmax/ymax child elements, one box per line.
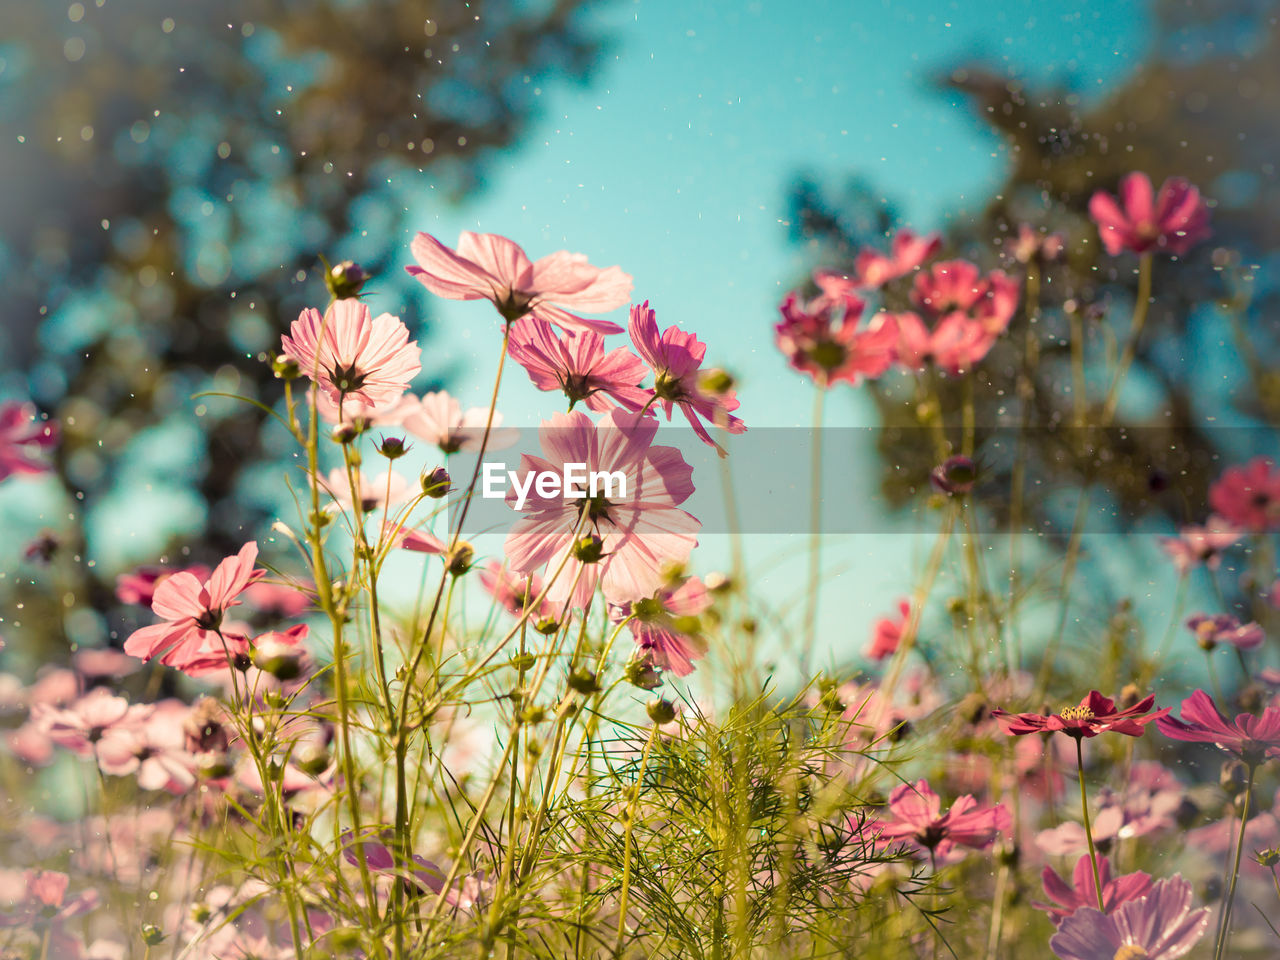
<box><xmin>0</xmin><ymin>0</ymin><xmax>602</xmax><ymax>656</ymax></box>
<box><xmin>786</xmin><ymin>0</ymin><xmax>1280</xmax><ymax>540</ymax></box>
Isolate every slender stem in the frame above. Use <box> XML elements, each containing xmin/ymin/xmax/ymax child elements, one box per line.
<box><xmin>615</xmin><ymin>724</ymin><xmax>660</xmax><ymax>956</ymax></box>
<box><xmin>801</xmin><ymin>385</ymin><xmax>826</xmax><ymax>679</ymax></box>
<box><xmin>1100</xmin><ymin>253</ymin><xmax>1153</xmax><ymax>424</ymax></box>
<box><xmin>1075</xmin><ymin>737</ymin><xmax>1105</xmax><ymax>910</ymax></box>
<box><xmin>1215</xmin><ymin>765</ymin><xmax>1255</xmax><ymax>960</ymax></box>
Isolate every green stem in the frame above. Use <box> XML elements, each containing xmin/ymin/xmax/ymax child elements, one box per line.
<box><xmin>1075</xmin><ymin>737</ymin><xmax>1105</xmax><ymax>910</ymax></box>
<box><xmin>1215</xmin><ymin>765</ymin><xmax>1255</xmax><ymax>960</ymax></box>
<box><xmin>801</xmin><ymin>384</ymin><xmax>826</xmax><ymax>679</ymax></box>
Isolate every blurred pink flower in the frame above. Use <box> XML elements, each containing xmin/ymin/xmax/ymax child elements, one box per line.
<box><xmin>115</xmin><ymin>564</ymin><xmax>212</xmax><ymax>607</ymax></box>
<box><xmin>321</xmin><ymin>468</ymin><xmax>410</xmax><ymax>513</ymax></box>
<box><xmin>1208</xmin><ymin>456</ymin><xmax>1280</xmax><ymax>533</ymax></box>
<box><xmin>893</xmin><ymin>309</ymin><xmax>995</xmax><ymax>376</ymax></box>
<box><xmin>864</xmin><ymin>599</ymin><xmax>910</xmax><ymax>662</ymax></box>
<box><xmin>838</xmin><ymin>227</ymin><xmax>941</xmax><ymax>289</ymax></box>
<box><xmin>1010</xmin><ymin>223</ymin><xmax>1065</xmax><ymax>264</ymax></box>
<box><xmin>878</xmin><ymin>779</ymin><xmax>1010</xmax><ymax>862</ymax></box>
<box><xmin>0</xmin><ymin>870</ymin><xmax>97</xmax><ymax>928</ymax></box>
<box><xmin>479</xmin><ymin>561</ymin><xmax>557</xmax><ymax>622</ymax></box>
<box><xmin>613</xmin><ymin>576</ymin><xmax>712</xmax><ymax>677</ymax></box>
<box><xmin>1158</xmin><ymin>517</ymin><xmax>1240</xmax><ymax>574</ymax></box>
<box><xmin>1156</xmin><ymin>688</ymin><xmax>1280</xmax><ymax>765</ymax></box>
<box><xmin>774</xmin><ymin>290</ymin><xmax>899</xmax><ymax>388</ymax></box>
<box><xmin>242</xmin><ymin>579</ymin><xmax>312</xmax><ymax>618</ymax></box>
<box><xmin>1186</xmin><ymin>613</ymin><xmax>1264</xmax><ymax>651</ymax></box>
<box><xmin>1049</xmin><ymin>875</ymin><xmax>1209</xmax><ymax>960</ymax></box>
<box><xmin>281</xmin><ymin>299</ymin><xmax>421</xmax><ymax>407</ymax></box>
<box><xmin>503</xmin><ymin>409</ymin><xmax>700</xmax><ymax>609</ymax></box>
<box><xmin>1035</xmin><ymin>854</ymin><xmax>1152</xmax><ymax>925</ymax></box>
<box><xmin>1088</xmin><ymin>172</ymin><xmax>1210</xmax><ymax>257</ymax></box>
<box><xmin>0</xmin><ymin>401</ymin><xmax>58</xmax><ymax>482</ymax></box>
<box><xmin>398</xmin><ymin>390</ymin><xmax>517</xmax><ymax>454</ymax></box>
<box><xmin>508</xmin><ymin>315</ymin><xmax>651</xmax><ymax>413</ymax></box>
<box><xmin>97</xmin><ymin>700</ymin><xmax>197</xmax><ymax>793</ymax></box>
<box><xmin>628</xmin><ymin>301</ymin><xmax>746</xmax><ymax>452</ymax></box>
<box><xmin>123</xmin><ymin>542</ymin><xmax>264</xmax><ymax>676</ymax></box>
<box><xmin>407</xmin><ymin>230</ymin><xmax>632</xmax><ymax>333</ymax></box>
<box><xmin>30</xmin><ymin>688</ymin><xmax>152</xmax><ymax>757</ymax></box>
<box><xmin>312</xmin><ymin>386</ymin><xmax>415</xmax><ymax>428</ymax></box>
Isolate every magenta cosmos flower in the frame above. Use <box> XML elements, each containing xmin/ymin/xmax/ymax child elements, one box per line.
<box><xmin>993</xmin><ymin>690</ymin><xmax>1167</xmax><ymax>740</ymax></box>
<box><xmin>123</xmin><ymin>542</ymin><xmax>264</xmax><ymax>676</ymax></box>
<box><xmin>407</xmin><ymin>230</ymin><xmax>632</xmax><ymax>334</ymax></box>
<box><xmin>774</xmin><ymin>289</ymin><xmax>899</xmax><ymax>388</ymax></box>
<box><xmin>115</xmin><ymin>563</ymin><xmax>211</xmax><ymax>607</ymax></box>
<box><xmin>1088</xmin><ymin>172</ymin><xmax>1210</xmax><ymax>257</ymax></box>
<box><xmin>844</xmin><ymin>227</ymin><xmax>941</xmax><ymax>289</ymax></box>
<box><xmin>508</xmin><ymin>315</ymin><xmax>651</xmax><ymax>413</ymax></box>
<box><xmin>1049</xmin><ymin>875</ymin><xmax>1209</xmax><ymax>960</ymax></box>
<box><xmin>1185</xmin><ymin>613</ymin><xmax>1263</xmax><ymax>652</ymax></box>
<box><xmin>1035</xmin><ymin>854</ymin><xmax>1153</xmax><ymax>925</ymax></box>
<box><xmin>628</xmin><ymin>301</ymin><xmax>746</xmax><ymax>452</ymax></box>
<box><xmin>878</xmin><ymin>779</ymin><xmax>1010</xmax><ymax>861</ymax></box>
<box><xmin>281</xmin><ymin>299</ymin><xmax>422</xmax><ymax>408</ymax></box>
<box><xmin>0</xmin><ymin>401</ymin><xmax>58</xmax><ymax>482</ymax></box>
<box><xmin>864</xmin><ymin>599</ymin><xmax>910</xmax><ymax>662</ymax></box>
<box><xmin>613</xmin><ymin>576</ymin><xmax>713</xmax><ymax>677</ymax></box>
<box><xmin>1158</xmin><ymin>516</ymin><xmax>1239</xmax><ymax>574</ymax></box>
<box><xmin>503</xmin><ymin>408</ymin><xmax>700</xmax><ymax>609</ymax></box>
<box><xmin>1208</xmin><ymin>456</ymin><xmax>1280</xmax><ymax>533</ymax></box>
<box><xmin>1156</xmin><ymin>688</ymin><xmax>1280</xmax><ymax>766</ymax></box>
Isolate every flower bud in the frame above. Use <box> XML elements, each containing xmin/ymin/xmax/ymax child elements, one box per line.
<box><xmin>1221</xmin><ymin>759</ymin><xmax>1248</xmax><ymax>797</ymax></box>
<box><xmin>325</xmin><ymin>260</ymin><xmax>368</xmax><ymax>300</ymax></box>
<box><xmin>195</xmin><ymin>750</ymin><xmax>233</xmax><ymax>779</ymax></box>
<box><xmin>572</xmin><ymin>534</ymin><xmax>605</xmax><ymax>564</ymax></box>
<box><xmin>421</xmin><ymin>466</ymin><xmax>451</xmax><ymax>499</ymax></box>
<box><xmin>253</xmin><ymin>636</ymin><xmax>305</xmax><ymax>681</ymax></box>
<box><xmin>272</xmin><ymin>354</ymin><xmax>301</xmax><ymax>380</ymax></box>
<box><xmin>141</xmin><ymin>924</ymin><xmax>166</xmax><ymax>946</ymax></box>
<box><xmin>1257</xmin><ymin>848</ymin><xmax>1280</xmax><ymax>868</ymax></box>
<box><xmin>1117</xmin><ymin>683</ymin><xmax>1142</xmax><ymax>711</ymax></box>
<box><xmin>647</xmin><ymin>697</ymin><xmax>677</xmax><ymax>725</ymax></box>
<box><xmin>930</xmin><ymin>455</ymin><xmax>978</xmax><ymax>495</ymax></box>
<box><xmin>534</xmin><ymin>616</ymin><xmax>560</xmax><ymax>636</ymax></box>
<box><xmin>446</xmin><ymin>540</ymin><xmax>474</xmax><ymax>577</ymax></box>
<box><xmin>378</xmin><ymin>436</ymin><xmax>409</xmax><ymax>460</ymax></box>
<box><xmin>698</xmin><ymin>367</ymin><xmax>736</xmax><ymax>396</ymax></box>
<box><xmin>624</xmin><ymin>653</ymin><xmax>663</xmax><ymax>691</ymax></box>
<box><xmin>296</xmin><ymin>742</ymin><xmax>331</xmax><ymax>777</ymax></box>
<box><xmin>331</xmin><ymin>422</ymin><xmax>360</xmax><ymax>445</ymax></box>
<box><xmin>568</xmin><ymin>668</ymin><xmax>601</xmax><ymax>695</ymax></box>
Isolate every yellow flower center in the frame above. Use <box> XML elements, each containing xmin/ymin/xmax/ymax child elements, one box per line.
<box><xmin>1113</xmin><ymin>945</ymin><xmax>1149</xmax><ymax>960</ymax></box>
<box><xmin>1060</xmin><ymin>705</ymin><xmax>1095</xmax><ymax>722</ymax></box>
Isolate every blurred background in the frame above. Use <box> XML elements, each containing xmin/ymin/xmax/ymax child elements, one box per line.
<box><xmin>2</xmin><ymin>0</ymin><xmax>1278</xmax><ymax>680</ymax></box>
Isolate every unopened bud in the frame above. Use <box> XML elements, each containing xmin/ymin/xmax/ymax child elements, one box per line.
<box><xmin>272</xmin><ymin>354</ymin><xmax>301</xmax><ymax>380</ymax></box>
<box><xmin>1257</xmin><ymin>848</ymin><xmax>1280</xmax><ymax>868</ymax></box>
<box><xmin>1117</xmin><ymin>683</ymin><xmax>1143</xmax><ymax>711</ymax></box>
<box><xmin>325</xmin><ymin>259</ymin><xmax>368</xmax><ymax>300</ymax></box>
<box><xmin>568</xmin><ymin>668</ymin><xmax>601</xmax><ymax>695</ymax></box>
<box><xmin>930</xmin><ymin>455</ymin><xmax>978</xmax><ymax>495</ymax></box>
<box><xmin>446</xmin><ymin>541</ymin><xmax>474</xmax><ymax>577</ymax></box>
<box><xmin>378</xmin><ymin>436</ymin><xmax>409</xmax><ymax>460</ymax></box>
<box><xmin>572</xmin><ymin>534</ymin><xmax>605</xmax><ymax>564</ymax></box>
<box><xmin>331</xmin><ymin>422</ymin><xmax>359</xmax><ymax>445</ymax></box>
<box><xmin>141</xmin><ymin>924</ymin><xmax>166</xmax><ymax>947</ymax></box>
<box><xmin>253</xmin><ymin>636</ymin><xmax>305</xmax><ymax>681</ymax></box>
<box><xmin>421</xmin><ymin>466</ymin><xmax>451</xmax><ymax>499</ymax></box>
<box><xmin>195</xmin><ymin>750</ymin><xmax>233</xmax><ymax>779</ymax></box>
<box><xmin>534</xmin><ymin>616</ymin><xmax>560</xmax><ymax>636</ymax></box>
<box><xmin>624</xmin><ymin>653</ymin><xmax>663</xmax><ymax>691</ymax></box>
<box><xmin>296</xmin><ymin>743</ymin><xmax>331</xmax><ymax>777</ymax></box>
<box><xmin>1221</xmin><ymin>759</ymin><xmax>1249</xmax><ymax>797</ymax></box>
<box><xmin>647</xmin><ymin>697</ymin><xmax>677</xmax><ymax>725</ymax></box>
<box><xmin>698</xmin><ymin>367</ymin><xmax>736</xmax><ymax>396</ymax></box>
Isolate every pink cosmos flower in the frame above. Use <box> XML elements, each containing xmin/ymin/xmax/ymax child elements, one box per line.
<box><xmin>341</xmin><ymin>831</ymin><xmax>489</xmax><ymax>914</ymax></box>
<box><xmin>1010</xmin><ymin>223</ymin><xmax>1065</xmax><ymax>264</ymax></box>
<box><xmin>613</xmin><ymin>576</ymin><xmax>712</xmax><ymax>677</ymax></box>
<box><xmin>839</xmin><ymin>228</ymin><xmax>941</xmax><ymax>290</ymax></box>
<box><xmin>0</xmin><ymin>870</ymin><xmax>98</xmax><ymax>928</ymax></box>
<box><xmin>503</xmin><ymin>409</ymin><xmax>700</xmax><ymax>609</ymax></box>
<box><xmin>774</xmin><ymin>291</ymin><xmax>899</xmax><ymax>388</ymax></box>
<box><xmin>994</xmin><ymin>690</ymin><xmax>1167</xmax><ymax>740</ymax></box>
<box><xmin>508</xmin><ymin>315</ymin><xmax>651</xmax><ymax>413</ymax></box>
<box><xmin>242</xmin><ymin>580</ymin><xmax>312</xmax><ymax>618</ymax></box>
<box><xmin>478</xmin><ymin>561</ymin><xmax>558</xmax><ymax>622</ymax></box>
<box><xmin>1035</xmin><ymin>854</ymin><xmax>1153</xmax><ymax>925</ymax></box>
<box><xmin>312</xmin><ymin>387</ymin><xmax>416</xmax><ymax>429</ymax></box>
<box><xmin>398</xmin><ymin>390</ymin><xmax>517</xmax><ymax>454</ymax></box>
<box><xmin>878</xmin><ymin>779</ymin><xmax>1010</xmax><ymax>862</ymax></box>
<box><xmin>407</xmin><ymin>230</ymin><xmax>633</xmax><ymax>333</ymax></box>
<box><xmin>395</xmin><ymin>527</ymin><xmax>448</xmax><ymax>555</ymax></box>
<box><xmin>281</xmin><ymin>299</ymin><xmax>422</xmax><ymax>407</ymax></box>
<box><xmin>1185</xmin><ymin>613</ymin><xmax>1264</xmax><ymax>651</ymax></box>
<box><xmin>1158</xmin><ymin>517</ymin><xmax>1240</xmax><ymax>574</ymax></box>
<box><xmin>115</xmin><ymin>564</ymin><xmax>212</xmax><ymax>607</ymax></box>
<box><xmin>1049</xmin><ymin>876</ymin><xmax>1209</xmax><ymax>960</ymax></box>
<box><xmin>0</xmin><ymin>401</ymin><xmax>58</xmax><ymax>482</ymax></box>
<box><xmin>893</xmin><ymin>309</ymin><xmax>995</xmax><ymax>376</ymax></box>
<box><xmin>1036</xmin><ymin>775</ymin><xmax>1182</xmax><ymax>857</ymax></box>
<box><xmin>628</xmin><ymin>301</ymin><xmax>746</xmax><ymax>452</ymax></box>
<box><xmin>123</xmin><ymin>542</ymin><xmax>264</xmax><ymax>676</ymax></box>
<box><xmin>898</xmin><ymin>261</ymin><xmax>1019</xmax><ymax>376</ymax></box>
<box><xmin>30</xmin><ymin>688</ymin><xmax>152</xmax><ymax>757</ymax></box>
<box><xmin>97</xmin><ymin>700</ymin><xmax>196</xmax><ymax>794</ymax></box>
<box><xmin>1155</xmin><ymin>688</ymin><xmax>1280</xmax><ymax>765</ymax></box>
<box><xmin>864</xmin><ymin>599</ymin><xmax>910</xmax><ymax>662</ymax></box>
<box><xmin>1208</xmin><ymin>456</ymin><xmax>1280</xmax><ymax>533</ymax></box>
<box><xmin>321</xmin><ymin>468</ymin><xmax>410</xmax><ymax>513</ymax></box>
<box><xmin>1088</xmin><ymin>172</ymin><xmax>1210</xmax><ymax>257</ymax></box>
